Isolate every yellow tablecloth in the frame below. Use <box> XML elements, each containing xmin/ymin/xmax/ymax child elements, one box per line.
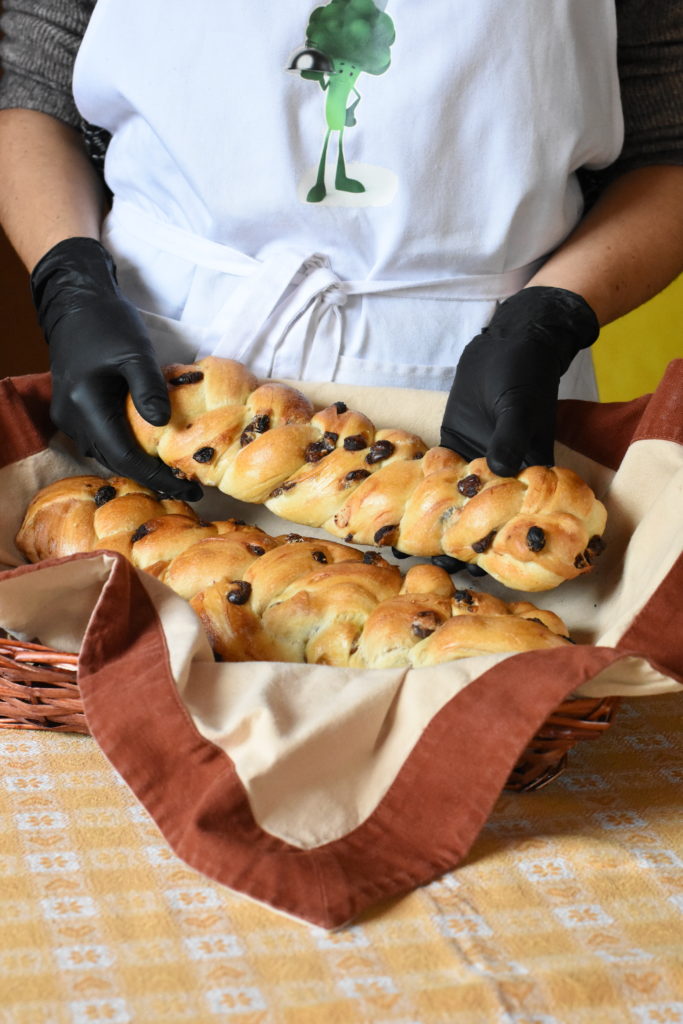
<box><xmin>2</xmin><ymin>691</ymin><xmax>681</xmax><ymax>1024</ymax></box>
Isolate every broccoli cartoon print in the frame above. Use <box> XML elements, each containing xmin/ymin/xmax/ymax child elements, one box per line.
<box><xmin>288</xmin><ymin>0</ymin><xmax>395</xmax><ymax>204</ymax></box>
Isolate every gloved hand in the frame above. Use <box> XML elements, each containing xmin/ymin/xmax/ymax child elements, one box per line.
<box><xmin>31</xmin><ymin>237</ymin><xmax>202</xmax><ymax>501</ymax></box>
<box><xmin>433</xmin><ymin>286</ymin><xmax>599</xmax><ymax>576</ymax></box>
<box><xmin>439</xmin><ymin>285</ymin><xmax>600</xmax><ymax>476</ymax></box>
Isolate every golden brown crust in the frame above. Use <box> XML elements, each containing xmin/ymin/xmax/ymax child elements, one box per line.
<box><xmin>16</xmin><ymin>474</ymin><xmax>573</xmax><ymax>668</ymax></box>
<box><xmin>125</xmin><ymin>356</ymin><xmax>607</xmax><ymax>591</ymax></box>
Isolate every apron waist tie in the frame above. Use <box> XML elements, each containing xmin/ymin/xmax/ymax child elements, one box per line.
<box><xmin>108</xmin><ymin>199</ymin><xmax>544</xmax><ymax>380</ymax></box>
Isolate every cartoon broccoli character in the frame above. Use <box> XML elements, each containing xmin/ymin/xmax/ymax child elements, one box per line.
<box><xmin>289</xmin><ymin>0</ymin><xmax>395</xmax><ymax>203</ymax></box>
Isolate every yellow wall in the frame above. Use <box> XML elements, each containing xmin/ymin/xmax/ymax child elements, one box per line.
<box><xmin>593</xmin><ymin>273</ymin><xmax>683</xmax><ymax>402</ymax></box>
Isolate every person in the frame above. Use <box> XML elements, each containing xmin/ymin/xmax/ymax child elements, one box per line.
<box><xmin>0</xmin><ymin>0</ymin><xmax>682</xmax><ymax>511</ymax></box>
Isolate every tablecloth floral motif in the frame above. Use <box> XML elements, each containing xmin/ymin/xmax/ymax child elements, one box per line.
<box><xmin>1</xmin><ymin>692</ymin><xmax>681</xmax><ymax>1024</ymax></box>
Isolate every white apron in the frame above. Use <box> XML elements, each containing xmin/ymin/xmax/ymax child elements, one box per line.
<box><xmin>72</xmin><ymin>1</ymin><xmax>623</xmax><ymax>395</ymax></box>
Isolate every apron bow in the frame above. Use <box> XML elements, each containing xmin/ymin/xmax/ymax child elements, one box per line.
<box><xmin>222</xmin><ymin>249</ymin><xmax>354</xmax><ymax>380</ymax></box>
<box><xmin>106</xmin><ymin>200</ymin><xmax>548</xmax><ymax>382</ymax></box>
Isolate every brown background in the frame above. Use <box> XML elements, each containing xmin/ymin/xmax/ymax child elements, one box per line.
<box><xmin>0</xmin><ymin>4</ymin><xmax>49</xmax><ymax>378</ymax></box>
<box><xmin>0</xmin><ymin>228</ymin><xmax>46</xmax><ymax>378</ymax></box>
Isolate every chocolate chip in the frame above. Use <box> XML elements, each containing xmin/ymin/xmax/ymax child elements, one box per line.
<box><xmin>230</xmin><ymin>519</ymin><xmax>246</xmax><ymax>526</ymax></box>
<box><xmin>363</xmin><ymin>551</ymin><xmax>383</xmax><ymax>564</ymax></box>
<box><xmin>305</xmin><ymin>440</ymin><xmax>332</xmax><ymax>463</ymax></box>
<box><xmin>411</xmin><ymin>624</ymin><xmax>434</xmax><ymax>639</ymax></box>
<box><xmin>574</xmin><ymin>553</ymin><xmax>588</xmax><ymax>570</ymax></box>
<box><xmin>94</xmin><ymin>485</ymin><xmax>116</xmax><ymax>507</ymax></box>
<box><xmin>344</xmin><ymin>469</ymin><xmax>370</xmax><ymax>483</ymax></box>
<box><xmin>269</xmin><ymin>480</ymin><xmax>297</xmax><ymax>498</ymax></box>
<box><xmin>240</xmin><ymin>414</ymin><xmax>271</xmax><ymax>447</ymax></box>
<box><xmin>413</xmin><ymin>451</ymin><xmax>425</xmax><ymax>460</ymax></box>
<box><xmin>581</xmin><ymin>543</ymin><xmax>602</xmax><ymax>567</ymax></box>
<box><xmin>345</xmin><ymin>533</ymin><xmax>354</xmax><ymax>543</ymax></box>
<box><xmin>192</xmin><ymin>446</ymin><xmax>215</xmax><ymax>463</ymax></box>
<box><xmin>247</xmin><ymin>544</ymin><xmax>265</xmax><ymax>556</ymax></box>
<box><xmin>411</xmin><ymin>611</ymin><xmax>442</xmax><ymax>640</ymax></box>
<box><xmin>583</xmin><ymin>545</ymin><xmax>601</xmax><ymax>567</ymax></box>
<box><xmin>365</xmin><ymin>440</ymin><xmax>395</xmax><ymax>464</ymax></box>
<box><xmin>226</xmin><ymin>580</ymin><xmax>251</xmax><ymax>605</ymax></box>
<box><xmin>343</xmin><ymin>434</ymin><xmax>368</xmax><ymax>451</ymax></box>
<box><xmin>457</xmin><ymin>474</ymin><xmax>481</xmax><ymax>498</ymax></box>
<box><xmin>168</xmin><ymin>370</ymin><xmax>204</xmax><ymax>386</ymax></box>
<box><xmin>312</xmin><ymin>550</ymin><xmax>328</xmax><ymax>563</ymax></box>
<box><xmin>131</xmin><ymin>523</ymin><xmax>152</xmax><ymax>543</ymax></box>
<box><xmin>454</xmin><ymin>589</ymin><xmax>475</xmax><ymax>605</ymax></box>
<box><xmin>333</xmin><ymin>401</ymin><xmax>347</xmax><ymax>414</ymax></box>
<box><xmin>374</xmin><ymin>524</ymin><xmax>399</xmax><ymax>546</ymax></box>
<box><xmin>412</xmin><ymin>610</ymin><xmax>443</xmax><ymax>639</ymax></box>
<box><xmin>587</xmin><ymin>535</ymin><xmax>606</xmax><ymax>555</ymax></box>
<box><xmin>472</xmin><ymin>530</ymin><xmax>496</xmax><ymax>554</ymax></box>
<box><xmin>526</xmin><ymin>526</ymin><xmax>546</xmax><ymax>552</ymax></box>
<box><xmin>285</xmin><ymin>533</ymin><xmax>304</xmax><ymax>543</ymax></box>
<box><xmin>392</xmin><ymin>547</ymin><xmax>410</xmax><ymax>559</ymax></box>
<box><xmin>307</xmin><ymin>433</ymin><xmax>338</xmax><ymax>460</ymax></box>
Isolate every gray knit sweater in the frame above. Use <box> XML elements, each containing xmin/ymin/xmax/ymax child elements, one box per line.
<box><xmin>1</xmin><ymin>0</ymin><xmax>682</xmax><ymax>182</ymax></box>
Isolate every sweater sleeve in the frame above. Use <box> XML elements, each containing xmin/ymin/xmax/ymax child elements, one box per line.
<box><xmin>579</xmin><ymin>0</ymin><xmax>683</xmax><ymax>202</ymax></box>
<box><xmin>0</xmin><ymin>0</ymin><xmax>96</xmax><ymax>127</ymax></box>
<box><xmin>614</xmin><ymin>0</ymin><xmax>683</xmax><ymax>172</ymax></box>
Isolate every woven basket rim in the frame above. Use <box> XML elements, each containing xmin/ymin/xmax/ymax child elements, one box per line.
<box><xmin>0</xmin><ymin>632</ymin><xmax>621</xmax><ymax>787</ymax></box>
<box><xmin>0</xmin><ymin>633</ymin><xmax>87</xmax><ymax>734</ymax></box>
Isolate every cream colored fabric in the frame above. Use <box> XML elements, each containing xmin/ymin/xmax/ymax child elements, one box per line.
<box><xmin>281</xmin><ymin>378</ymin><xmax>448</xmax><ymax>449</ymax></box>
<box><xmin>176</xmin><ymin>656</ymin><xmax>505</xmax><ymax>848</ymax></box>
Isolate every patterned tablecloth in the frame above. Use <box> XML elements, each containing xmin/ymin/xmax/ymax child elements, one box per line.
<box><xmin>1</xmin><ymin>691</ymin><xmax>681</xmax><ymax>1024</ymax></box>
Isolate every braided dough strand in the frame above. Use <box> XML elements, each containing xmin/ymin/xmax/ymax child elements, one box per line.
<box><xmin>16</xmin><ymin>476</ymin><xmax>572</xmax><ymax>668</ymax></box>
<box><xmin>126</xmin><ymin>357</ymin><xmax>607</xmax><ymax>591</ymax></box>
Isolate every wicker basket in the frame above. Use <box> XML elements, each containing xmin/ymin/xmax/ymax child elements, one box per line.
<box><xmin>504</xmin><ymin>695</ymin><xmax>620</xmax><ymax>791</ymax></box>
<box><xmin>0</xmin><ymin>636</ymin><xmax>85</xmax><ymax>734</ymax></box>
<box><xmin>0</xmin><ymin>632</ymin><xmax>620</xmax><ymax>791</ymax></box>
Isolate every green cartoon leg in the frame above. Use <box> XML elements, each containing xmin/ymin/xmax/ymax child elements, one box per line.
<box><xmin>335</xmin><ymin>126</ymin><xmax>365</xmax><ymax>193</ymax></box>
<box><xmin>307</xmin><ymin>129</ymin><xmax>332</xmax><ymax>203</ymax></box>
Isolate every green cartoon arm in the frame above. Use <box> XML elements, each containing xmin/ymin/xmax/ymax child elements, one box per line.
<box><xmin>301</xmin><ymin>70</ymin><xmax>329</xmax><ymax>91</ymax></box>
<box><xmin>345</xmin><ymin>88</ymin><xmax>361</xmax><ymax>128</ymax></box>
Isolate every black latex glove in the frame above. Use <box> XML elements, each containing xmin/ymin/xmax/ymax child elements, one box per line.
<box><xmin>31</xmin><ymin>237</ymin><xmax>202</xmax><ymax>501</ymax></box>
<box><xmin>440</xmin><ymin>286</ymin><xmax>600</xmax><ymax>477</ymax></box>
<box><xmin>433</xmin><ymin>286</ymin><xmax>599</xmax><ymax>576</ymax></box>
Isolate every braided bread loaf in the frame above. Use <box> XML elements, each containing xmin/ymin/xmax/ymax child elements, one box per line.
<box><xmin>15</xmin><ymin>475</ymin><xmax>572</xmax><ymax>668</ymax></box>
<box><xmin>125</xmin><ymin>356</ymin><xmax>607</xmax><ymax>592</ymax></box>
